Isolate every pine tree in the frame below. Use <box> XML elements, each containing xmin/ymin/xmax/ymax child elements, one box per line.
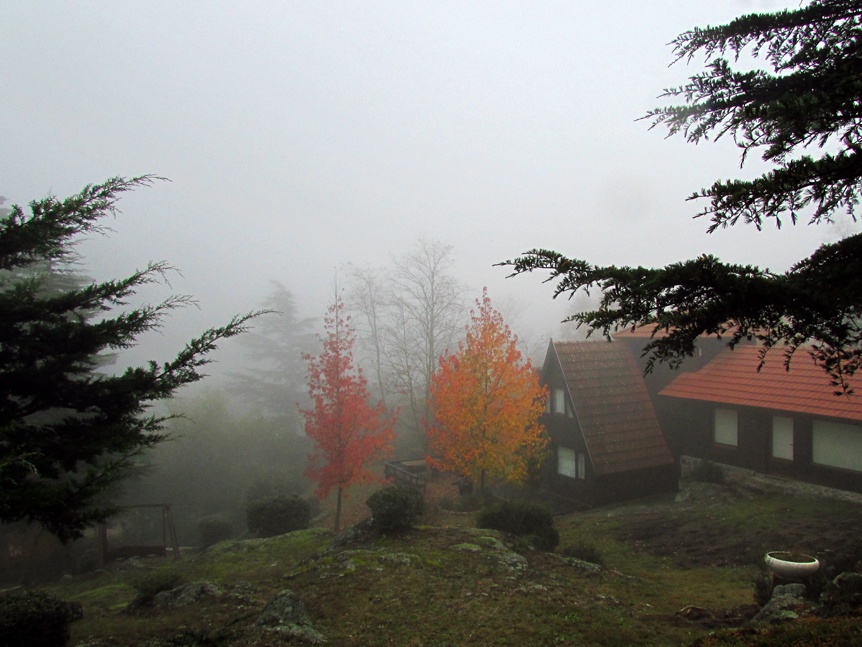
<box><xmin>503</xmin><ymin>0</ymin><xmax>862</xmax><ymax>394</ymax></box>
<box><xmin>0</xmin><ymin>177</ymin><xmax>261</xmax><ymax>541</ymax></box>
<box><xmin>229</xmin><ymin>281</ymin><xmax>316</xmax><ymax>426</ymax></box>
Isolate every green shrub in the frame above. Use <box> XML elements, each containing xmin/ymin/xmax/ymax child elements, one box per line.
<box><xmin>0</xmin><ymin>590</ymin><xmax>82</xmax><ymax>647</ymax></box>
<box><xmin>129</xmin><ymin>566</ymin><xmax>183</xmax><ymax>600</ymax></box>
<box><xmin>246</xmin><ymin>495</ymin><xmax>311</xmax><ymax>538</ymax></box>
<box><xmin>477</xmin><ymin>500</ymin><xmax>559</xmax><ymax>551</ymax></box>
<box><xmin>560</xmin><ymin>541</ymin><xmax>605</xmax><ymax>566</ymax></box>
<box><xmin>366</xmin><ymin>485</ymin><xmax>425</xmax><ymax>533</ymax></box>
<box><xmin>245</xmin><ymin>476</ymin><xmax>305</xmax><ymax>503</ymax></box>
<box><xmin>198</xmin><ymin>513</ymin><xmax>233</xmax><ymax>548</ymax></box>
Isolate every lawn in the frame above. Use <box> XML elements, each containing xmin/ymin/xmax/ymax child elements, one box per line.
<box><xmin>30</xmin><ymin>473</ymin><xmax>862</xmax><ymax>646</ymax></box>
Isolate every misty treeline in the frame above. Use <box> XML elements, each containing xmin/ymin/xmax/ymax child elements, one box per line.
<box><xmin>344</xmin><ymin>239</ymin><xmax>466</xmax><ymax>451</ymax></box>
<box><xmin>345</xmin><ymin>239</ymin><xmax>550</xmax><ymax>450</ymax></box>
<box><xmin>118</xmin><ymin>240</ymin><xmax>468</xmax><ymax>542</ymax></box>
<box><xmin>119</xmin><ymin>239</ymin><xmax>547</xmax><ymax>542</ymax></box>
<box><xmin>121</xmin><ymin>241</ymin><xmax>462</xmax><ymax>529</ymax></box>
<box><xmin>117</xmin><ymin>283</ymin><xmax>317</xmax><ymax>544</ymax></box>
<box><xmin>116</xmin><ymin>389</ymin><xmax>311</xmax><ymax>546</ymax></box>
<box><xmin>1</xmin><ymin>176</ymin><xmax>538</xmax><ymax>558</ymax></box>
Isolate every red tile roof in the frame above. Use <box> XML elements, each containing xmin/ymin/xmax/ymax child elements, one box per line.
<box><xmin>612</xmin><ymin>324</ymin><xmax>741</xmax><ymax>341</ymax></box>
<box><xmin>551</xmin><ymin>341</ymin><xmax>674</xmax><ymax>476</ymax></box>
<box><xmin>659</xmin><ymin>346</ymin><xmax>862</xmax><ymax>422</ymax></box>
<box><xmin>611</xmin><ymin>325</ymin><xmax>668</xmax><ymax>340</ymax></box>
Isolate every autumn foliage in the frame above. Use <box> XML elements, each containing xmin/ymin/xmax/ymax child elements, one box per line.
<box><xmin>301</xmin><ymin>297</ymin><xmax>395</xmax><ymax>532</ymax></box>
<box><xmin>428</xmin><ymin>289</ymin><xmax>547</xmax><ymax>493</ymax></box>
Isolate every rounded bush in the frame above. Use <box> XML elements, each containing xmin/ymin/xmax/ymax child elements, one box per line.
<box><xmin>477</xmin><ymin>500</ymin><xmax>559</xmax><ymax>551</ymax></box>
<box><xmin>366</xmin><ymin>485</ymin><xmax>425</xmax><ymax>532</ymax></box>
<box><xmin>0</xmin><ymin>590</ymin><xmax>82</xmax><ymax>647</ymax></box>
<box><xmin>198</xmin><ymin>513</ymin><xmax>233</xmax><ymax>548</ymax></box>
<box><xmin>246</xmin><ymin>495</ymin><xmax>311</xmax><ymax>538</ymax></box>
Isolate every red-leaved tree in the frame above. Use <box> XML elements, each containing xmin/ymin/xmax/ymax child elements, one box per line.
<box><xmin>301</xmin><ymin>296</ymin><xmax>396</xmax><ymax>532</ymax></box>
<box><xmin>428</xmin><ymin>288</ymin><xmax>547</xmax><ymax>494</ymax></box>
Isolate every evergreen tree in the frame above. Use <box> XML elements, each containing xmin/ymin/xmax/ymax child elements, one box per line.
<box><xmin>229</xmin><ymin>281</ymin><xmax>316</xmax><ymax>426</ymax></box>
<box><xmin>0</xmin><ymin>177</ymin><xmax>261</xmax><ymax>541</ymax></box>
<box><xmin>503</xmin><ymin>0</ymin><xmax>862</xmax><ymax>394</ymax></box>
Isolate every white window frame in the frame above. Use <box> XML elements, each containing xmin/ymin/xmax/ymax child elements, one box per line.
<box><xmin>557</xmin><ymin>446</ymin><xmax>576</xmax><ymax>478</ymax></box>
<box><xmin>813</xmin><ymin>420</ymin><xmax>862</xmax><ymax>472</ymax></box>
<box><xmin>772</xmin><ymin>416</ymin><xmax>794</xmax><ymax>461</ymax></box>
<box><xmin>714</xmin><ymin>408</ymin><xmax>738</xmax><ymax>447</ymax></box>
<box><xmin>557</xmin><ymin>446</ymin><xmax>587</xmax><ymax>480</ymax></box>
<box><xmin>552</xmin><ymin>387</ymin><xmax>566</xmax><ymax>415</ymax></box>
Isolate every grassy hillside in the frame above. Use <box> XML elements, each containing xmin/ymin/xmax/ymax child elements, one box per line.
<box><xmin>35</xmin><ymin>476</ymin><xmax>862</xmax><ymax>646</ymax></box>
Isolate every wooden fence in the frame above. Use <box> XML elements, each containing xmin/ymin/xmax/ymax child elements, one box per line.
<box><xmin>383</xmin><ymin>458</ymin><xmax>429</xmax><ymax>493</ymax></box>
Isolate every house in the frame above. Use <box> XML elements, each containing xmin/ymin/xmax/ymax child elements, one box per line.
<box><xmin>658</xmin><ymin>345</ymin><xmax>862</xmax><ymax>493</ymax></box>
<box><xmin>539</xmin><ymin>340</ymin><xmax>677</xmax><ymax>507</ymax></box>
<box><xmin>612</xmin><ymin>325</ymin><xmax>729</xmax><ymax>398</ymax></box>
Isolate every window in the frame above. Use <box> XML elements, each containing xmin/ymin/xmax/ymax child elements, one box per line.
<box><xmin>772</xmin><ymin>416</ymin><xmax>794</xmax><ymax>460</ymax></box>
<box><xmin>557</xmin><ymin>446</ymin><xmax>587</xmax><ymax>480</ymax></box>
<box><xmin>714</xmin><ymin>408</ymin><xmax>738</xmax><ymax>446</ymax></box>
<box><xmin>552</xmin><ymin>387</ymin><xmax>566</xmax><ymax>415</ymax></box>
<box><xmin>813</xmin><ymin>420</ymin><xmax>862</xmax><ymax>472</ymax></box>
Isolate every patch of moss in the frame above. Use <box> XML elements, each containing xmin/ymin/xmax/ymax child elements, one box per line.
<box><xmin>453</xmin><ymin>542</ymin><xmax>482</xmax><ymax>552</ymax></box>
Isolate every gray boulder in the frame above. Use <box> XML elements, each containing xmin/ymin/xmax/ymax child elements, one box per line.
<box><xmin>820</xmin><ymin>571</ymin><xmax>862</xmax><ymax>611</ymax></box>
<box><xmin>151</xmin><ymin>581</ymin><xmax>223</xmax><ymax>608</ymax></box>
<box><xmin>832</xmin><ymin>572</ymin><xmax>862</xmax><ymax>602</ymax></box>
<box><xmin>256</xmin><ymin>589</ymin><xmax>326</xmax><ymax>644</ymax></box>
<box><xmin>750</xmin><ymin>582</ymin><xmax>810</xmax><ymax>626</ymax></box>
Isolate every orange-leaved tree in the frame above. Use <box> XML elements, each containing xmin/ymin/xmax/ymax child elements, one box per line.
<box><xmin>301</xmin><ymin>296</ymin><xmax>396</xmax><ymax>532</ymax></box>
<box><xmin>428</xmin><ymin>288</ymin><xmax>547</xmax><ymax>494</ymax></box>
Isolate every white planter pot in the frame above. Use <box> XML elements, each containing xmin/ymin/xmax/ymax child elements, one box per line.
<box><xmin>764</xmin><ymin>551</ymin><xmax>820</xmax><ymax>579</ymax></box>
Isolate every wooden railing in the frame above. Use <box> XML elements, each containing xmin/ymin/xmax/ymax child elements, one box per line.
<box><xmin>384</xmin><ymin>459</ymin><xmax>429</xmax><ymax>493</ymax></box>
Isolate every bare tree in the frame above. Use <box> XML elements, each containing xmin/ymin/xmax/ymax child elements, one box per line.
<box><xmin>344</xmin><ymin>265</ymin><xmax>389</xmax><ymax>404</ymax></box>
<box><xmin>493</xmin><ymin>294</ymin><xmax>549</xmax><ymax>364</ymax></box>
<box><xmin>391</xmin><ymin>240</ymin><xmax>465</xmax><ymax>438</ymax></box>
<box><xmin>346</xmin><ymin>240</ymin><xmax>466</xmax><ymax>449</ymax></box>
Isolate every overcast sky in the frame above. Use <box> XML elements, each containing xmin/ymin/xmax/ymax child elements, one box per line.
<box><xmin>2</xmin><ymin>1</ymin><xmax>855</xmax><ymax>371</ymax></box>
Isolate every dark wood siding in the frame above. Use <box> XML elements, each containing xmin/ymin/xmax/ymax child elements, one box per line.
<box><xmin>658</xmin><ymin>398</ymin><xmax>862</xmax><ymax>493</ymax></box>
<box><xmin>540</xmin><ymin>340</ymin><xmax>678</xmax><ymax>507</ymax></box>
<box><xmin>737</xmin><ymin>408</ymin><xmax>768</xmax><ymax>472</ymax></box>
<box><xmin>542</xmin><ymin>412</ymin><xmax>595</xmax><ymax>506</ymax></box>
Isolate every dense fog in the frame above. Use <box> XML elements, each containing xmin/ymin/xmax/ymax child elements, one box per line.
<box><xmin>2</xmin><ymin>0</ymin><xmax>860</xmax><ymax>586</ymax></box>
<box><xmin>3</xmin><ymin>1</ymin><xmax>854</xmax><ymax>376</ymax></box>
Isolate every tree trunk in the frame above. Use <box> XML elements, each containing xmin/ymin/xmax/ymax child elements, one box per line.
<box><xmin>334</xmin><ymin>485</ymin><xmax>343</xmax><ymax>533</ymax></box>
